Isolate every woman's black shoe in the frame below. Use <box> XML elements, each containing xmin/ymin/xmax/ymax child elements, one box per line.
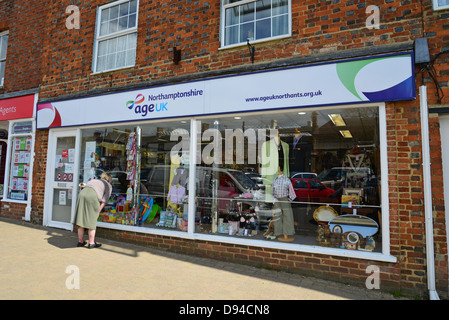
<box><xmin>88</xmin><ymin>243</ymin><xmax>101</xmax><ymax>249</ymax></box>
<box><xmin>77</xmin><ymin>241</ymin><xmax>86</xmax><ymax>247</ymax></box>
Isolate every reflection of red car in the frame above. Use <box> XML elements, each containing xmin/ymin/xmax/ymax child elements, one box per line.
<box><xmin>290</xmin><ymin>178</ymin><xmax>335</xmax><ymax>203</ymax></box>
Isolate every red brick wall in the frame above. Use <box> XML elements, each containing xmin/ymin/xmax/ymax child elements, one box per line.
<box><xmin>38</xmin><ymin>0</ymin><xmax>449</xmax><ymax>99</ymax></box>
<box><xmin>24</xmin><ymin>0</ymin><xmax>449</xmax><ymax>297</ymax></box>
<box><xmin>0</xmin><ymin>202</ymin><xmax>27</xmax><ymax>220</ymax></box>
<box><xmin>29</xmin><ymin>129</ymin><xmax>49</xmax><ymax>225</ymax></box>
<box><xmin>0</xmin><ymin>0</ymin><xmax>45</xmax><ymax>221</ymax></box>
<box><xmin>0</xmin><ymin>0</ymin><xmax>45</xmax><ymax>94</ymax></box>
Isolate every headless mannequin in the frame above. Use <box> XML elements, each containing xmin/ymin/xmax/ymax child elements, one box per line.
<box><xmin>276</xmin><ymin>165</ymin><xmax>294</xmax><ymax>242</ymax></box>
<box><xmin>261</xmin><ymin>130</ymin><xmax>289</xmax><ymax>201</ymax></box>
<box><xmin>293</xmin><ymin>128</ymin><xmax>301</xmax><ymax>149</ymax></box>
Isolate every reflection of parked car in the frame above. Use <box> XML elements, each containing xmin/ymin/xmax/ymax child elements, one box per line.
<box><xmin>109</xmin><ymin>170</ymin><xmax>127</xmax><ymax>190</ymax></box>
<box><xmin>316</xmin><ymin>167</ymin><xmax>371</xmax><ymax>190</ymax></box>
<box><xmin>244</xmin><ymin>171</ymin><xmax>266</xmax><ymax>190</ymax></box>
<box><xmin>291</xmin><ymin>178</ymin><xmax>335</xmax><ymax>203</ymax></box>
<box><xmin>290</xmin><ymin>172</ymin><xmax>317</xmax><ymax>179</ymax></box>
<box><xmin>144</xmin><ymin>165</ymin><xmax>259</xmax><ymax>212</ymax></box>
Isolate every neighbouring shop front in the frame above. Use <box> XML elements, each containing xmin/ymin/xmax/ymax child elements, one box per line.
<box><xmin>0</xmin><ymin>92</ymin><xmax>37</xmax><ymax>221</ymax></box>
<box><xmin>36</xmin><ymin>52</ymin><xmax>414</xmax><ymax>262</ymax></box>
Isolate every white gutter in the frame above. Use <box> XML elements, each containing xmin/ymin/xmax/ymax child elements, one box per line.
<box><xmin>419</xmin><ymin>85</ymin><xmax>440</xmax><ymax>300</ymax></box>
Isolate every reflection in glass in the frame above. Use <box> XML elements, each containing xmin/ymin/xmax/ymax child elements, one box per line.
<box><xmin>80</xmin><ymin>121</ymin><xmax>190</xmax><ymax>231</ymax></box>
<box><xmin>194</xmin><ymin>107</ymin><xmax>382</xmax><ymax>252</ymax></box>
<box><xmin>78</xmin><ymin>106</ymin><xmax>383</xmax><ymax>253</ymax></box>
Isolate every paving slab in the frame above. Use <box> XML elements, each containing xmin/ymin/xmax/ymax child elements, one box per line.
<box><xmin>0</xmin><ymin>217</ymin><xmax>410</xmax><ymax>301</ymax></box>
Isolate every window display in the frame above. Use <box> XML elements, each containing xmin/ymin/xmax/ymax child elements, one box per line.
<box><xmin>77</xmin><ymin>105</ymin><xmax>382</xmax><ymax>253</ymax></box>
<box><xmin>79</xmin><ymin>120</ymin><xmax>191</xmax><ymax>231</ymax></box>
<box><xmin>194</xmin><ymin>106</ymin><xmax>382</xmax><ymax>252</ymax></box>
<box><xmin>7</xmin><ymin>121</ymin><xmax>33</xmax><ymax>201</ymax></box>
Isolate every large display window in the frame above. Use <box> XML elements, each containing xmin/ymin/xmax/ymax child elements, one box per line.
<box><xmin>194</xmin><ymin>106</ymin><xmax>382</xmax><ymax>252</ymax></box>
<box><xmin>78</xmin><ymin>105</ymin><xmax>383</xmax><ymax>253</ymax></box>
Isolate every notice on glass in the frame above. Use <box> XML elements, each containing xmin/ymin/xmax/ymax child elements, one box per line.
<box><xmin>13</xmin><ymin>151</ymin><xmax>31</xmax><ymax>164</ymax></box>
<box><xmin>85</xmin><ymin>141</ymin><xmax>96</xmax><ymax>162</ymax></box>
<box><xmin>59</xmin><ymin>190</ymin><xmax>66</xmax><ymax>206</ymax></box>
<box><xmin>55</xmin><ymin>155</ymin><xmax>63</xmax><ymax>168</ymax></box>
<box><xmin>84</xmin><ymin>168</ymin><xmax>95</xmax><ymax>183</ymax></box>
<box><xmin>65</xmin><ymin>163</ymin><xmax>74</xmax><ymax>174</ymax></box>
<box><xmin>68</xmin><ymin>148</ymin><xmax>75</xmax><ymax>163</ymax></box>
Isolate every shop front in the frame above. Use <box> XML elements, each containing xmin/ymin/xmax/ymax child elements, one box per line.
<box><xmin>0</xmin><ymin>92</ymin><xmax>37</xmax><ymax>221</ymax></box>
<box><xmin>37</xmin><ymin>52</ymin><xmax>414</xmax><ymax>261</ymax></box>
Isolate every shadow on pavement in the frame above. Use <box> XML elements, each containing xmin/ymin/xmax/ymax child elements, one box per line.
<box><xmin>0</xmin><ymin>217</ymin><xmax>410</xmax><ymax>300</ymax></box>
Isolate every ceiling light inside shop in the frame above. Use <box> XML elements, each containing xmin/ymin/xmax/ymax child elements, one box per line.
<box><xmin>339</xmin><ymin>130</ymin><xmax>353</xmax><ymax>138</ymax></box>
<box><xmin>298</xmin><ymin>112</ymin><xmax>306</xmax><ymax>115</ymax></box>
<box><xmin>113</xmin><ymin>128</ymin><xmax>130</xmax><ymax>134</ymax></box>
<box><xmin>234</xmin><ymin>116</ymin><xmax>241</xmax><ymax>120</ymax></box>
<box><xmin>328</xmin><ymin>114</ymin><xmax>346</xmax><ymax>126</ymax></box>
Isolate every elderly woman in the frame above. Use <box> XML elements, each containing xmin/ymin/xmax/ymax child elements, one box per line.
<box><xmin>74</xmin><ymin>172</ymin><xmax>112</xmax><ymax>249</ymax></box>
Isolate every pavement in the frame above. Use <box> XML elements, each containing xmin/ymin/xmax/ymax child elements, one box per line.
<box><xmin>0</xmin><ymin>217</ymin><xmax>410</xmax><ymax>301</ymax></box>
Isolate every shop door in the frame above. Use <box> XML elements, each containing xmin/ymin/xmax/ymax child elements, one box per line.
<box><xmin>44</xmin><ymin>130</ymin><xmax>80</xmax><ymax>231</ymax></box>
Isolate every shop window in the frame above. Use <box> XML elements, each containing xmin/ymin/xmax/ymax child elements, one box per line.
<box><xmin>0</xmin><ymin>32</ymin><xmax>8</xmax><ymax>86</ymax></box>
<box><xmin>6</xmin><ymin>121</ymin><xmax>33</xmax><ymax>201</ymax></box>
<box><xmin>77</xmin><ymin>106</ymin><xmax>383</xmax><ymax>254</ymax></box>
<box><xmin>194</xmin><ymin>106</ymin><xmax>382</xmax><ymax>252</ymax></box>
<box><xmin>222</xmin><ymin>0</ymin><xmax>290</xmax><ymax>47</ymax></box>
<box><xmin>433</xmin><ymin>0</ymin><xmax>449</xmax><ymax>10</ymax></box>
<box><xmin>80</xmin><ymin>120</ymin><xmax>190</xmax><ymax>231</ymax></box>
<box><xmin>93</xmin><ymin>0</ymin><xmax>138</xmax><ymax>73</ymax></box>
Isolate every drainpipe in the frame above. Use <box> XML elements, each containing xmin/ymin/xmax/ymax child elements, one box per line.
<box><xmin>419</xmin><ymin>85</ymin><xmax>440</xmax><ymax>300</ymax></box>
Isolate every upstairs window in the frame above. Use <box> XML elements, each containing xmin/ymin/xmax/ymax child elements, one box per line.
<box><xmin>222</xmin><ymin>0</ymin><xmax>290</xmax><ymax>47</ymax></box>
<box><xmin>93</xmin><ymin>0</ymin><xmax>138</xmax><ymax>73</ymax></box>
<box><xmin>433</xmin><ymin>0</ymin><xmax>449</xmax><ymax>10</ymax></box>
<box><xmin>0</xmin><ymin>32</ymin><xmax>8</xmax><ymax>86</ymax></box>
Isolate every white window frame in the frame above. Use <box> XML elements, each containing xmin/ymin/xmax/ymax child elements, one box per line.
<box><xmin>432</xmin><ymin>0</ymin><xmax>449</xmax><ymax>10</ymax></box>
<box><xmin>220</xmin><ymin>0</ymin><xmax>292</xmax><ymax>49</ymax></box>
<box><xmin>2</xmin><ymin>118</ymin><xmax>36</xmax><ymax>222</ymax></box>
<box><xmin>0</xmin><ymin>31</ymin><xmax>9</xmax><ymax>87</ymax></box>
<box><xmin>92</xmin><ymin>0</ymin><xmax>139</xmax><ymax>74</ymax></box>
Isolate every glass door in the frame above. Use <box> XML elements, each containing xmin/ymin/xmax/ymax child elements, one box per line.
<box><xmin>44</xmin><ymin>129</ymin><xmax>80</xmax><ymax>230</ymax></box>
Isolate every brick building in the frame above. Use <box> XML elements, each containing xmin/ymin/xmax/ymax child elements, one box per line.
<box><xmin>1</xmin><ymin>0</ymin><xmax>449</xmax><ymax>298</ymax></box>
<box><xmin>0</xmin><ymin>1</ymin><xmax>43</xmax><ymax>221</ymax></box>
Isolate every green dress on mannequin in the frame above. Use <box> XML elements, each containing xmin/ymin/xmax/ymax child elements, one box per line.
<box><xmin>261</xmin><ymin>135</ymin><xmax>290</xmax><ymax>202</ymax></box>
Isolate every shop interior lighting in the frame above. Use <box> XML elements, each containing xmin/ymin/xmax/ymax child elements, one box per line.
<box><xmin>113</xmin><ymin>128</ymin><xmax>129</xmax><ymax>134</ymax></box>
<box><xmin>339</xmin><ymin>130</ymin><xmax>353</xmax><ymax>138</ymax></box>
<box><xmin>328</xmin><ymin>114</ymin><xmax>346</xmax><ymax>126</ymax></box>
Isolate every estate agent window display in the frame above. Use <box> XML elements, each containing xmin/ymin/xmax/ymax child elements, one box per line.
<box><xmin>5</xmin><ymin>121</ymin><xmax>34</xmax><ymax>201</ymax></box>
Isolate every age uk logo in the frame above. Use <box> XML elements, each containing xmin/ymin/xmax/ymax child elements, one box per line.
<box><xmin>126</xmin><ymin>94</ymin><xmax>168</xmax><ymax>117</ymax></box>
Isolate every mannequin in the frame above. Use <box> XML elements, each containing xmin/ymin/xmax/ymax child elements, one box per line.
<box><xmin>292</xmin><ymin>128</ymin><xmax>303</xmax><ymax>150</ymax></box>
<box><xmin>271</xmin><ymin>160</ymin><xmax>296</xmax><ymax>242</ymax></box>
<box><xmin>261</xmin><ymin>129</ymin><xmax>290</xmax><ymax>202</ymax></box>
<box><xmin>291</xmin><ymin>128</ymin><xmax>312</xmax><ymax>172</ymax></box>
